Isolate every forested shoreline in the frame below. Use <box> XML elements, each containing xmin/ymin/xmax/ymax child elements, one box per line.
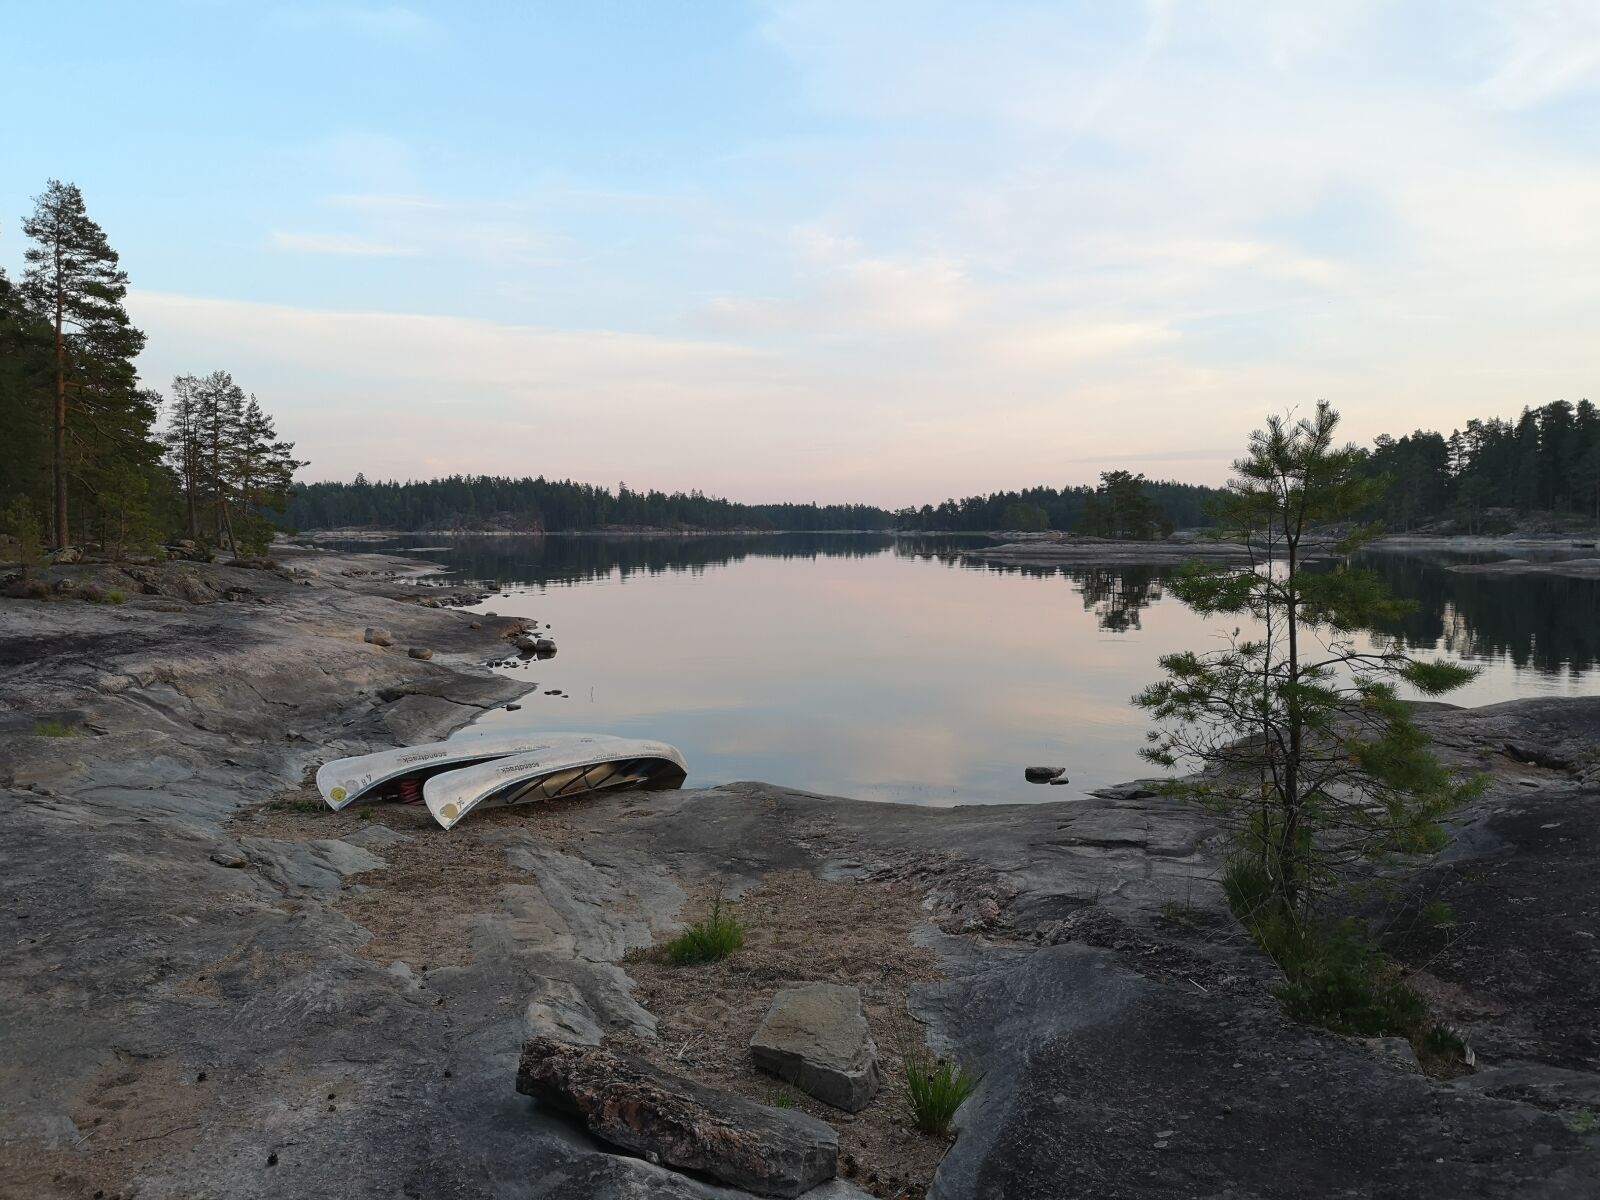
<box><xmin>1</xmin><ymin>180</ymin><xmax>302</xmax><ymax>560</ymax></box>
<box><xmin>1364</xmin><ymin>401</ymin><xmax>1600</xmax><ymax>531</ymax></box>
<box><xmin>285</xmin><ymin>470</ymin><xmax>1223</xmax><ymax>535</ymax></box>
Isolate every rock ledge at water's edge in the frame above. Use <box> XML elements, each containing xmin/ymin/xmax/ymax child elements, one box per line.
<box><xmin>1</xmin><ymin>548</ymin><xmax>1598</xmax><ymax>1198</ymax></box>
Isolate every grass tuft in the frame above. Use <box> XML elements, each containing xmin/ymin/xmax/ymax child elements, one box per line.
<box><xmin>269</xmin><ymin>797</ymin><xmax>326</xmax><ymax>814</ymax></box>
<box><xmin>904</xmin><ymin>1051</ymin><xmax>979</xmax><ymax>1137</ymax></box>
<box><xmin>1562</xmin><ymin>1107</ymin><xmax>1598</xmax><ymax>1135</ymax></box>
<box><xmin>33</xmin><ymin>720</ymin><xmax>79</xmax><ymax>738</ymax></box>
<box><xmin>664</xmin><ymin>900</ymin><xmax>745</xmax><ymax>965</ymax></box>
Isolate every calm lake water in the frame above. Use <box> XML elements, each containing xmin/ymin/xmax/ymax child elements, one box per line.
<box><xmin>329</xmin><ymin>534</ymin><xmax>1600</xmax><ymax>805</ymax></box>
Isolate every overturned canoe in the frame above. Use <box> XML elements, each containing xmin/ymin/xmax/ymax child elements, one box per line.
<box><xmin>315</xmin><ymin>732</ymin><xmax>579</xmax><ymax>810</ymax></box>
<box><xmin>424</xmin><ymin>735</ymin><xmax>687</xmax><ymax>830</ymax></box>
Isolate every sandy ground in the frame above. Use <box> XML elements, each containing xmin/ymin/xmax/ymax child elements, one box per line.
<box><xmin>232</xmin><ymin>788</ymin><xmax>952</xmax><ymax>1197</ymax></box>
<box><xmin>614</xmin><ymin>874</ymin><xmax>947</xmax><ymax>1200</ymax></box>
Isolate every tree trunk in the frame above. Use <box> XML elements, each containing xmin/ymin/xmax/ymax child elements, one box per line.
<box><xmin>52</xmin><ymin>281</ymin><xmax>68</xmax><ymax>550</ymax></box>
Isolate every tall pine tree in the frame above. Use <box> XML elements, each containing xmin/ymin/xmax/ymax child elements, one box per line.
<box><xmin>21</xmin><ymin>180</ymin><xmax>151</xmax><ymax>549</ymax></box>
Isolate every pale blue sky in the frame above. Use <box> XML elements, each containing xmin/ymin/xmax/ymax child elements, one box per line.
<box><xmin>4</xmin><ymin>2</ymin><xmax>1599</xmax><ymax>502</ymax></box>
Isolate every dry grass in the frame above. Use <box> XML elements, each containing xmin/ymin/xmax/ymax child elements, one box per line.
<box><xmin>614</xmin><ymin>871</ymin><xmax>949</xmax><ymax>1200</ymax></box>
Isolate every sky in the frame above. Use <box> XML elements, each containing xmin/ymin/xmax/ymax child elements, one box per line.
<box><xmin>3</xmin><ymin>1</ymin><xmax>1599</xmax><ymax>506</ymax></box>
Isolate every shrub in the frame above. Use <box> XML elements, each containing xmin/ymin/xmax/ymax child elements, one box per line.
<box><xmin>33</xmin><ymin>721</ymin><xmax>79</xmax><ymax>738</ymax></box>
<box><xmin>905</xmin><ymin>1051</ymin><xmax>979</xmax><ymax>1137</ymax></box>
<box><xmin>1277</xmin><ymin>954</ymin><xmax>1426</xmax><ymax>1037</ymax></box>
<box><xmin>1223</xmin><ymin>856</ymin><xmax>1426</xmax><ymax>1039</ymax></box>
<box><xmin>664</xmin><ymin>900</ymin><xmax>745</xmax><ymax>965</ymax></box>
<box><xmin>103</xmin><ymin>589</ymin><xmax>128</xmax><ymax>605</ymax></box>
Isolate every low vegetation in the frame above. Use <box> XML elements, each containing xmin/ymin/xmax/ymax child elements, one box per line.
<box><xmin>1138</xmin><ymin>405</ymin><xmax>1486</xmax><ymax>1064</ymax></box>
<box><xmin>904</xmin><ymin>1051</ymin><xmax>979</xmax><ymax>1137</ymax></box>
<box><xmin>268</xmin><ymin>797</ymin><xmax>325</xmax><ymax>815</ymax></box>
<box><xmin>33</xmin><ymin>720</ymin><xmax>78</xmax><ymax>737</ymax></box>
<box><xmin>663</xmin><ymin>901</ymin><xmax>746</xmax><ymax>965</ymax></box>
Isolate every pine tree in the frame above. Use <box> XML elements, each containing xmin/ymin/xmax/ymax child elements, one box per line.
<box><xmin>1136</xmin><ymin>402</ymin><xmax>1481</xmax><ymax>918</ymax></box>
<box><xmin>21</xmin><ymin>180</ymin><xmax>149</xmax><ymax>549</ymax></box>
<box><xmin>0</xmin><ymin>269</ymin><xmax>55</xmax><ymax>519</ymax></box>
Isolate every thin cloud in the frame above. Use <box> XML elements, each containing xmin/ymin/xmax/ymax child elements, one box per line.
<box><xmin>269</xmin><ymin>231</ymin><xmax>419</xmax><ymax>257</ymax></box>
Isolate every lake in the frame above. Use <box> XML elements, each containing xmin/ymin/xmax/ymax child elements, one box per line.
<box><xmin>329</xmin><ymin>534</ymin><xmax>1600</xmax><ymax>804</ymax></box>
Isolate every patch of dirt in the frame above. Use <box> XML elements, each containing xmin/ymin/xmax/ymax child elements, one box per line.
<box><xmin>233</xmin><ymin>786</ymin><xmax>600</xmax><ymax>968</ymax></box>
<box><xmin>613</xmin><ymin>871</ymin><xmax>948</xmax><ymax>1200</ymax></box>
<box><xmin>0</xmin><ymin>1051</ymin><xmax>207</xmax><ymax>1200</ymax></box>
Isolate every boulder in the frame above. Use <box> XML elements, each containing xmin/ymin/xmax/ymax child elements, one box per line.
<box><xmin>408</xmin><ymin>647</ymin><xmax>434</xmax><ymax>660</ymax></box>
<box><xmin>50</xmin><ymin>546</ymin><xmax>83</xmax><ymax>565</ymax></box>
<box><xmin>1024</xmin><ymin>766</ymin><xmax>1065</xmax><ymax>784</ymax></box>
<box><xmin>516</xmin><ymin>1037</ymin><xmax>837</xmax><ymax>1198</ymax></box>
<box><xmin>363</xmin><ymin>626</ymin><xmax>394</xmax><ymax>647</ymax></box>
<box><xmin>750</xmin><ymin>983</ymin><xmax>880</xmax><ymax>1113</ymax></box>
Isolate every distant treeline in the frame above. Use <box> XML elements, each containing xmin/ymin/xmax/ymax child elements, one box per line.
<box><xmin>892</xmin><ymin>476</ymin><xmax>1221</xmax><ymax>534</ymax></box>
<box><xmin>285</xmin><ymin>401</ymin><xmax>1600</xmax><ymax>538</ymax></box>
<box><xmin>1362</xmin><ymin>400</ymin><xmax>1600</xmax><ymax>530</ymax></box>
<box><xmin>286</xmin><ymin>471</ymin><xmax>1223</xmax><ymax>535</ymax></box>
<box><xmin>286</xmin><ymin>474</ymin><xmax>896</xmax><ymax>532</ymax></box>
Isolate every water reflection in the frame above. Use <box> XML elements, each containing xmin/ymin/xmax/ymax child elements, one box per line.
<box><xmin>1357</xmin><ymin>551</ymin><xmax>1600</xmax><ymax>676</ymax></box>
<box><xmin>315</xmin><ymin>533</ymin><xmax>1600</xmax><ymax>803</ymax></box>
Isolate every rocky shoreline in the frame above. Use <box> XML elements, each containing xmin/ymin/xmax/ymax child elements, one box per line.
<box><xmin>2</xmin><ymin>549</ymin><xmax>1599</xmax><ymax>1198</ymax></box>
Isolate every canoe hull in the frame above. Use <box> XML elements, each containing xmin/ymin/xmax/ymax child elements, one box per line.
<box><xmin>315</xmin><ymin>732</ymin><xmax>616</xmax><ymax>810</ymax></box>
<box><xmin>424</xmin><ymin>737</ymin><xmax>688</xmax><ymax>829</ymax></box>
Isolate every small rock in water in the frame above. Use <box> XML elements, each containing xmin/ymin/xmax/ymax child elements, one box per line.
<box><xmin>1048</xmin><ymin>777</ymin><xmax>1071</xmax><ymax>786</ymax></box>
<box><xmin>1025</xmin><ymin>766</ymin><xmax>1066</xmax><ymax>784</ymax></box>
<box><xmin>505</xmin><ymin>703</ymin><xmax>521</xmax><ymax>712</ymax></box>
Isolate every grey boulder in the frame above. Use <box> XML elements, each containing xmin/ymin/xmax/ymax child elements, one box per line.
<box><xmin>516</xmin><ymin>1037</ymin><xmax>838</xmax><ymax>1198</ymax></box>
<box><xmin>363</xmin><ymin>626</ymin><xmax>394</xmax><ymax>647</ymax></box>
<box><xmin>750</xmin><ymin>983</ymin><xmax>881</xmax><ymax>1113</ymax></box>
<box><xmin>1024</xmin><ymin>766</ymin><xmax>1066</xmax><ymax>784</ymax></box>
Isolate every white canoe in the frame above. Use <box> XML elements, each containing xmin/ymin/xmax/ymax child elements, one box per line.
<box><xmin>424</xmin><ymin>735</ymin><xmax>687</xmax><ymax>830</ymax></box>
<box><xmin>315</xmin><ymin>732</ymin><xmax>587</xmax><ymax>811</ymax></box>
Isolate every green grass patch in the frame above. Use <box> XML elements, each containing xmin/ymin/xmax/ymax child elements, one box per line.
<box><xmin>268</xmin><ymin>797</ymin><xmax>326</xmax><ymax>814</ymax></box>
<box><xmin>33</xmin><ymin>721</ymin><xmax>78</xmax><ymax>738</ymax></box>
<box><xmin>905</xmin><ymin>1051</ymin><xmax>979</xmax><ymax>1137</ymax></box>
<box><xmin>764</xmin><ymin>1086</ymin><xmax>798</xmax><ymax>1109</ymax></box>
<box><xmin>663</xmin><ymin>900</ymin><xmax>745</xmax><ymax>965</ymax></box>
<box><xmin>1562</xmin><ymin>1107</ymin><xmax>1598</xmax><ymax>1135</ymax></box>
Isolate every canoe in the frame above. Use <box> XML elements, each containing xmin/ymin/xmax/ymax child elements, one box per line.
<box><xmin>315</xmin><ymin>732</ymin><xmax>585</xmax><ymax>810</ymax></box>
<box><xmin>423</xmin><ymin>735</ymin><xmax>687</xmax><ymax>830</ymax></box>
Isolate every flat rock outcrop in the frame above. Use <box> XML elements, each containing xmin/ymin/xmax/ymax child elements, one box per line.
<box><xmin>750</xmin><ymin>983</ymin><xmax>881</xmax><ymax>1112</ymax></box>
<box><xmin>1</xmin><ymin>551</ymin><xmax>1598</xmax><ymax>1199</ymax></box>
<box><xmin>516</xmin><ymin>1037</ymin><xmax>839</xmax><ymax>1197</ymax></box>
